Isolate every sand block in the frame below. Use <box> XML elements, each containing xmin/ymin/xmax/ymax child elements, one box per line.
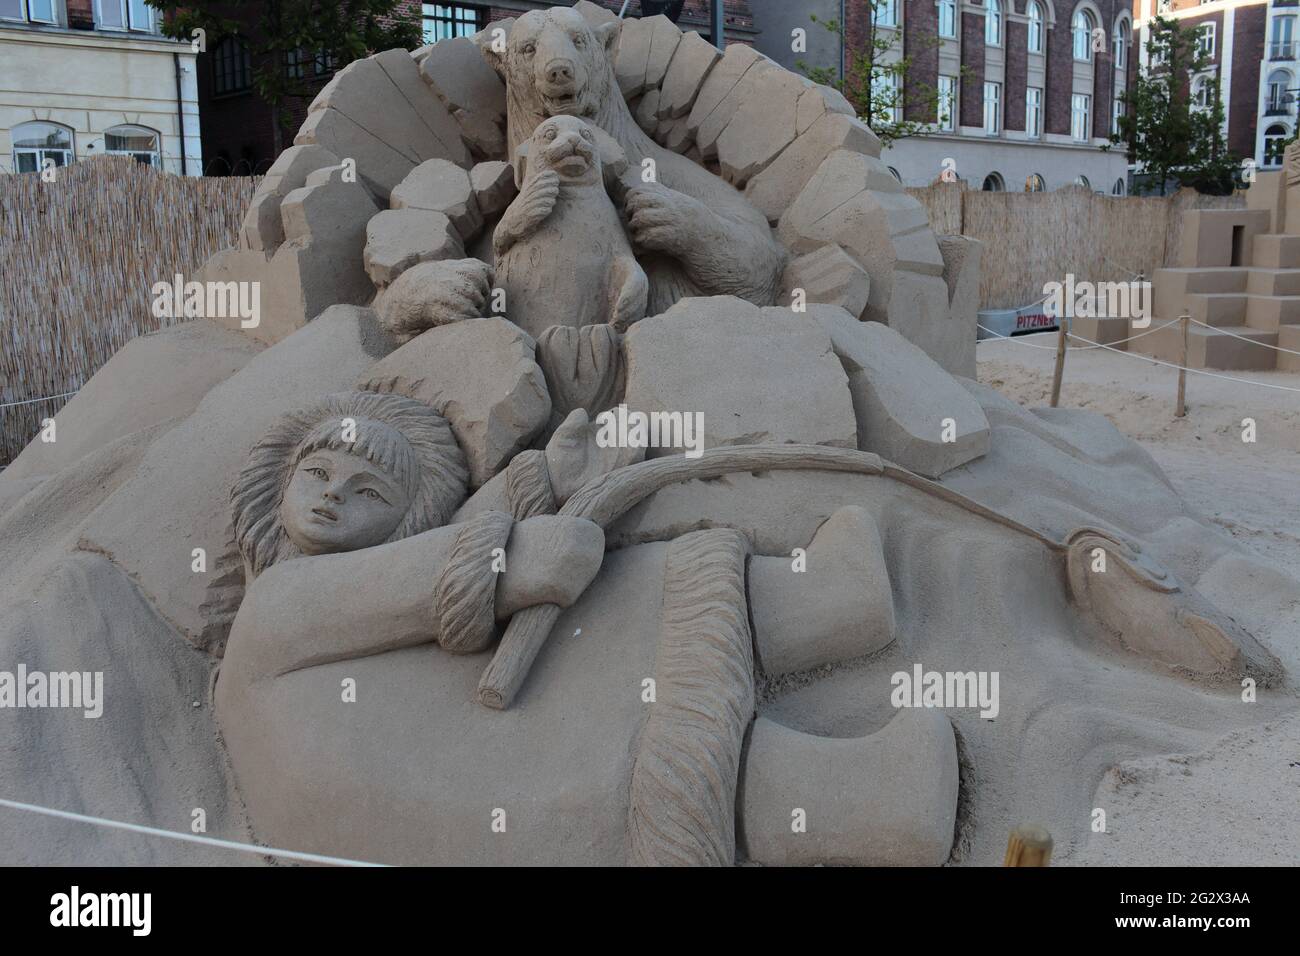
<box><xmin>642</xmin><ymin>15</ymin><xmax>682</xmax><ymax>92</ymax></box>
<box><xmin>739</xmin><ymin>712</ymin><xmax>958</xmax><ymax>866</ymax></box>
<box><xmin>746</xmin><ymin>112</ymin><xmax>882</xmax><ymax>223</ymax></box>
<box><xmin>694</xmin><ymin>51</ymin><xmax>778</xmax><ymax>160</ymax></box>
<box><xmin>573</xmin><ymin>0</ymin><xmax>617</xmax><ymax>27</ymax></box>
<box><xmin>294</xmin><ymin>107</ymin><xmax>415</xmax><ymax>199</ymax></box>
<box><xmin>622</xmin><ymin>296</ymin><xmax>857</xmax><ymax>455</ymax></box>
<box><xmin>657</xmin><ymin>30</ymin><xmax>721</xmax><ymax>120</ymax></box>
<box><xmin>239</xmin><ymin>144</ymin><xmax>340</xmax><ymax>252</ymax></box>
<box><xmin>634</xmin><ymin>89</ymin><xmax>661</xmax><ymax>135</ymax></box>
<box><xmin>371</xmin><ymin>48</ymin><xmax>470</xmax><ymax>166</ymax></box>
<box><xmin>419</xmin><ymin>35</ymin><xmax>507</xmax><ymax>159</ymax></box>
<box><xmin>781</xmin><ymin>244</ymin><xmax>872</xmax><ymax>321</ymax></box>
<box><xmin>614</xmin><ymin>15</ymin><xmax>656</xmax><ymax>99</ymax></box>
<box><xmin>938</xmin><ymin>235</ymin><xmax>982</xmax><ymax>378</ymax></box>
<box><xmin>358</xmin><ymin>318</ymin><xmax>550</xmax><ymax>487</ymax></box>
<box><xmin>796</xmin><ymin>83</ymin><xmax>855</xmax><ymax>134</ymax></box>
<box><xmin>390</xmin><ymin>158</ymin><xmax>483</xmax><ymax>242</ymax></box>
<box><xmin>470</xmin><ymin>160</ymin><xmax>518</xmax><ymax>219</ymax></box>
<box><xmin>363</xmin><ymin>209</ymin><xmax>464</xmax><ymax>287</ymax></box>
<box><xmin>814</xmin><ymin>308</ymin><xmax>988</xmax><ymax>477</ymax></box>
<box><xmin>716</xmin><ymin>68</ymin><xmax>809</xmax><ymax>188</ymax></box>
<box><xmin>686</xmin><ymin>44</ymin><xmax>767</xmax><ymax>139</ymax></box>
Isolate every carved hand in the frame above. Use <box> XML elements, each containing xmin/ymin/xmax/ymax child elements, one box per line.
<box><xmin>494</xmin><ymin>514</ymin><xmax>605</xmax><ymax>619</ymax></box>
<box><xmin>545</xmin><ymin>408</ymin><xmax>646</xmax><ymax>506</ymax></box>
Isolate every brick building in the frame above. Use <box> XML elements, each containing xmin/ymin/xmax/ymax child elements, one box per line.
<box><xmin>0</xmin><ymin>0</ymin><xmax>200</xmax><ymax>175</ymax></box>
<box><xmin>198</xmin><ymin>1</ymin><xmax>756</xmax><ymax>176</ymax></box>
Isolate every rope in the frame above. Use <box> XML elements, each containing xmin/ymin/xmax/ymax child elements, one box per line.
<box><xmin>1064</xmin><ymin>332</ymin><xmax>1300</xmax><ymax>393</ymax></box>
<box><xmin>1186</xmin><ymin>316</ymin><xmax>1300</xmax><ymax>358</ymax></box>
<box><xmin>0</xmin><ymin>796</ymin><xmax>385</xmax><ymax>867</ymax></box>
<box><xmin>0</xmin><ymin>389</ymin><xmax>79</xmax><ymax>410</ymax></box>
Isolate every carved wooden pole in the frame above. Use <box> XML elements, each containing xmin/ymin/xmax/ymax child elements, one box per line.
<box><xmin>1176</xmin><ymin>312</ymin><xmax>1189</xmax><ymax>418</ymax></box>
<box><xmin>1004</xmin><ymin>824</ymin><xmax>1053</xmax><ymax>866</ymax></box>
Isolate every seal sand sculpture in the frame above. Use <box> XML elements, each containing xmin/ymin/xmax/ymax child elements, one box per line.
<box><xmin>494</xmin><ymin>114</ymin><xmax>648</xmax><ymax>339</ymax></box>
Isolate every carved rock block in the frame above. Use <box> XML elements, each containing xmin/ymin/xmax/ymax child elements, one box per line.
<box><xmin>745</xmin><ymin>112</ymin><xmax>882</xmax><ymax>224</ymax></box>
<box><xmin>363</xmin><ymin>208</ymin><xmax>464</xmax><ymax>287</ymax></box>
<box><xmin>781</xmin><ymin>244</ymin><xmax>872</xmax><ymax>321</ymax></box>
<box><xmin>622</xmin><ymin>296</ymin><xmax>858</xmax><ymax>456</ymax></box>
<box><xmin>470</xmin><ymin>160</ymin><xmax>518</xmax><ymax>220</ymax></box>
<box><xmin>358</xmin><ymin>317</ymin><xmax>551</xmax><ymax>488</ymax></box>
<box><xmin>716</xmin><ymin>68</ymin><xmax>810</xmax><ymax>188</ymax></box>
<box><xmin>390</xmin><ymin>158</ymin><xmax>484</xmax><ymax>242</ymax></box>
<box><xmin>239</xmin><ymin>144</ymin><xmax>339</xmax><ymax>252</ymax></box>
<box><xmin>656</xmin><ymin>30</ymin><xmax>721</xmax><ymax>121</ymax></box>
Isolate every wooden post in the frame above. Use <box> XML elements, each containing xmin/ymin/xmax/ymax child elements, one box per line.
<box><xmin>1004</xmin><ymin>825</ymin><xmax>1054</xmax><ymax>866</ymax></box>
<box><xmin>1049</xmin><ymin>321</ymin><xmax>1068</xmax><ymax>408</ymax></box>
<box><xmin>1176</xmin><ymin>312</ymin><xmax>1189</xmax><ymax>418</ymax></box>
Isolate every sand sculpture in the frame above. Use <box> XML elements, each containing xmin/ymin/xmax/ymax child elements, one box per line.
<box><xmin>0</xmin><ymin>3</ymin><xmax>1294</xmax><ymax>866</ymax></box>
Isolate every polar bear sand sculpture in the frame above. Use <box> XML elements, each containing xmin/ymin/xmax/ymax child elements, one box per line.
<box><xmin>0</xmin><ymin>3</ymin><xmax>1295</xmax><ymax>866</ymax></box>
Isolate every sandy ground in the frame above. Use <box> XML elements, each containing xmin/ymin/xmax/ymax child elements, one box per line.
<box><xmin>977</xmin><ymin>334</ymin><xmax>1300</xmax><ymax>866</ymax></box>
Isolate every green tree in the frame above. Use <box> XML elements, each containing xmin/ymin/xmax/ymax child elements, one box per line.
<box><xmin>1108</xmin><ymin>15</ymin><xmax>1237</xmax><ymax>195</ymax></box>
<box><xmin>149</xmin><ymin>0</ymin><xmax>422</xmax><ymax>160</ymax></box>
<box><xmin>800</xmin><ymin>1</ymin><xmax>955</xmax><ymax>149</ymax></box>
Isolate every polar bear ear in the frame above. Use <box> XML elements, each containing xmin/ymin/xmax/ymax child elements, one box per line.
<box><xmin>593</xmin><ymin>20</ymin><xmax>620</xmax><ymax>56</ymax></box>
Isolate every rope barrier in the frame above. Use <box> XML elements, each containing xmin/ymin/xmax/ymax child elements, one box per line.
<box><xmin>0</xmin><ymin>796</ymin><xmax>385</xmax><ymax>867</ymax></box>
<box><xmin>0</xmin><ymin>390</ymin><xmax>80</xmax><ymax>410</ymax></box>
<box><xmin>1185</xmin><ymin>316</ymin><xmax>1300</xmax><ymax>358</ymax></box>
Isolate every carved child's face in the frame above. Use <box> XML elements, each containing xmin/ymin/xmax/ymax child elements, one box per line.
<box><xmin>280</xmin><ymin>448</ymin><xmax>411</xmax><ymax>557</ymax></box>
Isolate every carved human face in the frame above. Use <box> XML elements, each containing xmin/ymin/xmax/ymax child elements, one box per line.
<box><xmin>497</xmin><ymin>9</ymin><xmax>618</xmax><ymax>121</ymax></box>
<box><xmin>280</xmin><ymin>448</ymin><xmax>411</xmax><ymax>557</ymax></box>
<box><xmin>534</xmin><ymin>116</ymin><xmax>599</xmax><ymax>183</ymax></box>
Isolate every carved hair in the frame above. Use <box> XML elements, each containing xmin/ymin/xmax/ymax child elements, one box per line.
<box><xmin>232</xmin><ymin>390</ymin><xmax>469</xmax><ymax>577</ymax></box>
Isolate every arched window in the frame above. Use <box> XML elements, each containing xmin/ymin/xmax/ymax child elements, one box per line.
<box><xmin>982</xmin><ymin>171</ymin><xmax>1005</xmax><ymax>192</ymax></box>
<box><xmin>985</xmin><ymin>0</ymin><xmax>1002</xmax><ymax>46</ymax></box>
<box><xmin>887</xmin><ymin>166</ymin><xmax>902</xmax><ymax>182</ymax></box>
<box><xmin>1025</xmin><ymin>173</ymin><xmax>1046</xmax><ymax>192</ymax></box>
<box><xmin>1191</xmin><ymin>75</ymin><xmax>1213</xmax><ymax>110</ymax></box>
<box><xmin>1027</xmin><ymin>2</ymin><xmax>1045</xmax><ymax>55</ymax></box>
<box><xmin>1075</xmin><ymin>174</ymin><xmax>1092</xmax><ymax>189</ymax></box>
<box><xmin>1073</xmin><ymin>9</ymin><xmax>1097</xmax><ymax>62</ymax></box>
<box><xmin>1112</xmin><ymin>178</ymin><xmax>1127</xmax><ymax>196</ymax></box>
<box><xmin>104</xmin><ymin>124</ymin><xmax>160</xmax><ymax>166</ymax></box>
<box><xmin>1264</xmin><ymin>124</ymin><xmax>1290</xmax><ymax>167</ymax></box>
<box><xmin>1267</xmin><ymin>70</ymin><xmax>1293</xmax><ymax>116</ymax></box>
<box><xmin>1114</xmin><ymin>19</ymin><xmax>1129</xmax><ymax>69</ymax></box>
<box><xmin>11</xmin><ymin>121</ymin><xmax>74</xmax><ymax>174</ymax></box>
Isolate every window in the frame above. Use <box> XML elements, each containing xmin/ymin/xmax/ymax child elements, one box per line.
<box><xmin>285</xmin><ymin>48</ymin><xmax>308</xmax><ymax>81</ymax></box>
<box><xmin>938</xmin><ymin>0</ymin><xmax>956</xmax><ymax>39</ymax></box>
<box><xmin>982</xmin><ymin>172</ymin><xmax>1005</xmax><ymax>191</ymax></box>
<box><xmin>1112</xmin><ymin>97</ymin><xmax>1124</xmax><ymax>135</ymax></box>
<box><xmin>985</xmin><ymin>0</ymin><xmax>1001</xmax><ymax>46</ymax></box>
<box><xmin>1112</xmin><ymin>177</ymin><xmax>1127</xmax><ymax>196</ymax></box>
<box><xmin>96</xmin><ymin>0</ymin><xmax>153</xmax><ymax>31</ymax></box>
<box><xmin>1272</xmin><ymin>16</ymin><xmax>1295</xmax><ymax>60</ymax></box>
<box><xmin>872</xmin><ymin>71</ymin><xmax>902</xmax><ymax>124</ymax></box>
<box><xmin>938</xmin><ymin>75</ymin><xmax>957</xmax><ymax>131</ymax></box>
<box><xmin>213</xmin><ymin>37</ymin><xmax>252</xmax><ymax>96</ymax></box>
<box><xmin>1264</xmin><ymin>124</ymin><xmax>1289</xmax><ymax>167</ymax></box>
<box><xmin>422</xmin><ymin>3</ymin><xmax>483</xmax><ymax>43</ymax></box>
<box><xmin>1267</xmin><ymin>70</ymin><xmax>1293</xmax><ymax>115</ymax></box>
<box><xmin>983</xmin><ymin>81</ymin><xmax>1001</xmax><ymax>135</ymax></box>
<box><xmin>1026</xmin><ymin>173</ymin><xmax>1046</xmax><ymax>192</ymax></box>
<box><xmin>874</xmin><ymin>0</ymin><xmax>897</xmax><ymax>27</ymax></box>
<box><xmin>11</xmin><ymin>121</ymin><xmax>73</xmax><ymax>174</ymax></box>
<box><xmin>1114</xmin><ymin>20</ymin><xmax>1128</xmax><ymax>69</ymax></box>
<box><xmin>1072</xmin><ymin>92</ymin><xmax>1091</xmax><ymax>141</ymax></box>
<box><xmin>2</xmin><ymin>0</ymin><xmax>56</xmax><ymax>22</ymax></box>
<box><xmin>1191</xmin><ymin>75</ymin><xmax>1213</xmax><ymax>110</ymax></box>
<box><xmin>1027</xmin><ymin>2</ymin><xmax>1045</xmax><ymax>55</ymax></box>
<box><xmin>1073</xmin><ymin>9</ymin><xmax>1096</xmax><ymax>62</ymax></box>
<box><xmin>1196</xmin><ymin>23</ymin><xmax>1215</xmax><ymax>59</ymax></box>
<box><xmin>1025</xmin><ymin>87</ymin><xmax>1042</xmax><ymax>138</ymax></box>
<box><xmin>314</xmin><ymin>49</ymin><xmax>338</xmax><ymax>75</ymax></box>
<box><xmin>887</xmin><ymin>166</ymin><xmax>902</xmax><ymax>182</ymax></box>
<box><xmin>1076</xmin><ymin>174</ymin><xmax>1092</xmax><ymax>189</ymax></box>
<box><xmin>104</xmin><ymin>124</ymin><xmax>159</xmax><ymax>166</ymax></box>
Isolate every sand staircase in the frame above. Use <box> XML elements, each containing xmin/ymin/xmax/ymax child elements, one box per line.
<box><xmin>1077</xmin><ymin>175</ymin><xmax>1300</xmax><ymax>372</ymax></box>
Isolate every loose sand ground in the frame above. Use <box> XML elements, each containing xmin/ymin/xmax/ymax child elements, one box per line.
<box><xmin>978</xmin><ymin>334</ymin><xmax>1300</xmax><ymax>866</ymax></box>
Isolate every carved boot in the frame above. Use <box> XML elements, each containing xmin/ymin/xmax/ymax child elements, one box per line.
<box><xmin>748</xmin><ymin>505</ymin><xmax>895</xmax><ymax>677</ymax></box>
